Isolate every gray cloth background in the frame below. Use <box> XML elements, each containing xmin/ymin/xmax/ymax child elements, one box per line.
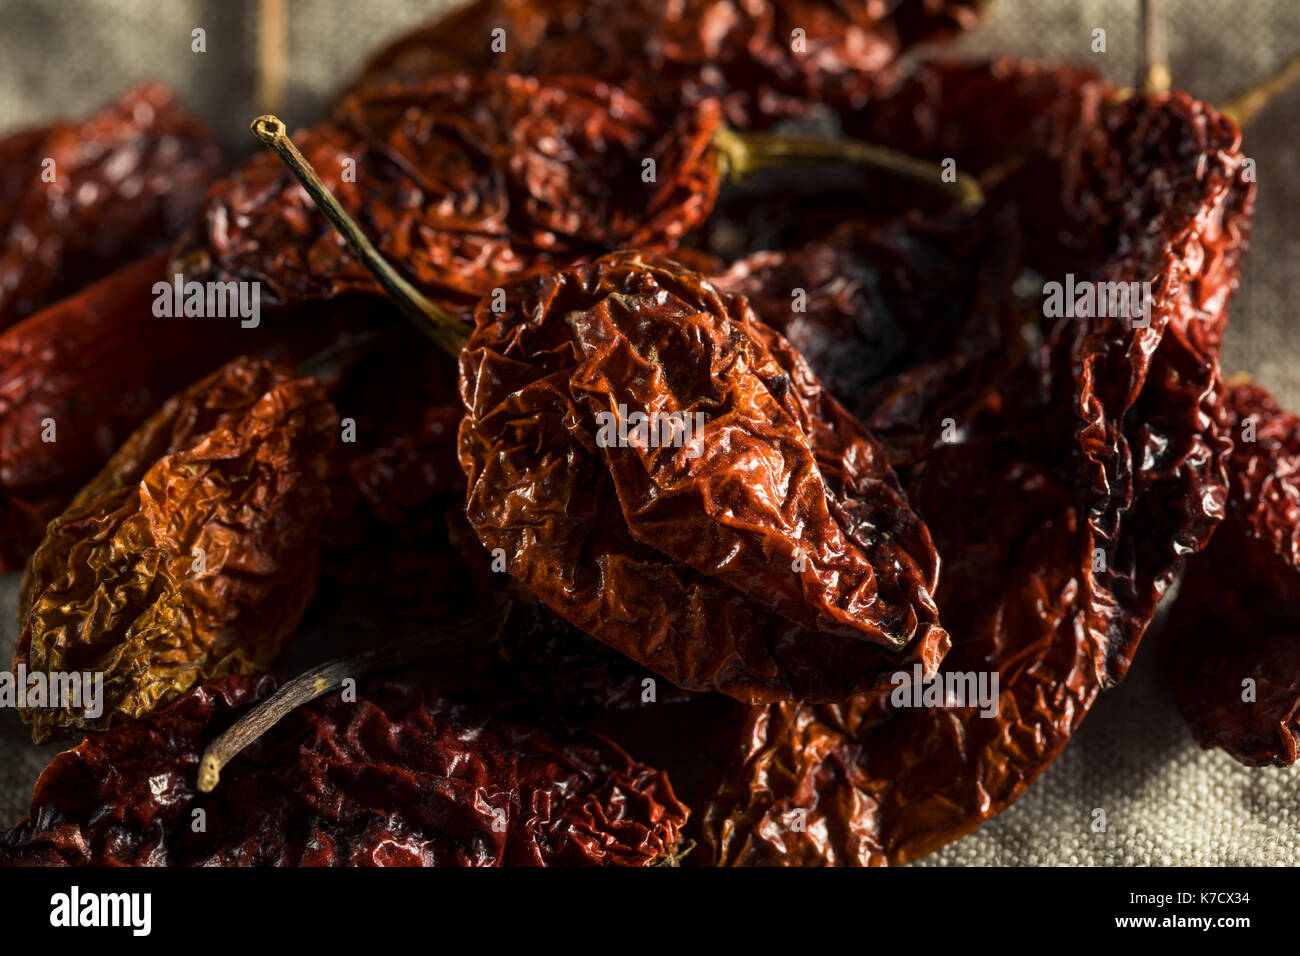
<box><xmin>0</xmin><ymin>0</ymin><xmax>1296</xmax><ymax>865</ymax></box>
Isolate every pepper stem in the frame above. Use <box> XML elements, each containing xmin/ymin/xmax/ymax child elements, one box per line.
<box><xmin>250</xmin><ymin>114</ymin><xmax>469</xmax><ymax>358</ymax></box>
<box><xmin>197</xmin><ymin>605</ymin><xmax>508</xmax><ymax>792</ymax></box>
<box><xmin>712</xmin><ymin>126</ymin><xmax>984</xmax><ymax>212</ymax></box>
<box><xmin>1137</xmin><ymin>0</ymin><xmax>1170</xmax><ymax>95</ymax></box>
<box><xmin>1221</xmin><ymin>54</ymin><xmax>1300</xmax><ymax>127</ymax></box>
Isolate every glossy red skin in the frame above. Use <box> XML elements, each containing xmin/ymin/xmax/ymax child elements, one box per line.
<box><xmin>1165</xmin><ymin>382</ymin><xmax>1300</xmax><ymax>767</ymax></box>
<box><xmin>0</xmin><ymin>673</ymin><xmax>689</xmax><ymax>867</ymax></box>
<box><xmin>0</xmin><ymin>84</ymin><xmax>222</xmax><ymax>330</ymax></box>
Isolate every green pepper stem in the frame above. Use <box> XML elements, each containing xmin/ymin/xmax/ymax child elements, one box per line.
<box><xmin>713</xmin><ymin>126</ymin><xmax>984</xmax><ymax>212</ymax></box>
<box><xmin>250</xmin><ymin>114</ymin><xmax>469</xmax><ymax>358</ymax></box>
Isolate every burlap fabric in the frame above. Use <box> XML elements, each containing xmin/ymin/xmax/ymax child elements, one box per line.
<box><xmin>0</xmin><ymin>0</ymin><xmax>1295</xmax><ymax>865</ymax></box>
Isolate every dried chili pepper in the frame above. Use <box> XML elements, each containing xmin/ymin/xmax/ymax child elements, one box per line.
<box><xmin>852</xmin><ymin>58</ymin><xmax>1253</xmax><ymax>685</ymax></box>
<box><xmin>1164</xmin><ymin>380</ymin><xmax>1300</xmax><ymax>767</ymax></box>
<box><xmin>176</xmin><ymin>76</ymin><xmax>976</xmax><ymax>324</ymax></box>
<box><xmin>458</xmin><ymin>250</ymin><xmax>947</xmax><ymax>703</ymax></box>
<box><xmin>15</xmin><ymin>356</ymin><xmax>337</xmax><ymax>742</ymax></box>
<box><xmin>0</xmin><ymin>672</ymin><xmax>688</xmax><ymax>867</ymax></box>
<box><xmin>0</xmin><ymin>252</ymin><xmax>393</xmax><ymax>572</ymax></box>
<box><xmin>349</xmin><ymin>0</ymin><xmax>983</xmax><ymax>128</ymax></box>
<box><xmin>0</xmin><ymin>84</ymin><xmax>222</xmax><ymax>330</ymax></box>
<box><xmin>246</xmin><ymin>114</ymin><xmax>952</xmax><ymax>705</ymax></box>
<box><xmin>175</xmin><ymin>75</ymin><xmax>721</xmax><ymax>314</ymax></box>
<box><xmin>712</xmin><ymin>204</ymin><xmax>1025</xmax><ymax>471</ymax></box>
<box><xmin>703</xmin><ymin>59</ymin><xmax>1253</xmax><ymax>865</ymax></box>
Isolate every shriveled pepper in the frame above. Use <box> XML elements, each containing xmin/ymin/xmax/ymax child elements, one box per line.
<box><xmin>458</xmin><ymin>250</ymin><xmax>947</xmax><ymax>703</ymax></box>
<box><xmin>0</xmin><ymin>84</ymin><xmax>222</xmax><ymax>330</ymax></box>
<box><xmin>704</xmin><ymin>59</ymin><xmax>1253</xmax><ymax>865</ymax></box>
<box><xmin>246</xmin><ymin>118</ymin><xmax>950</xmax><ymax>705</ymax></box>
<box><xmin>1164</xmin><ymin>380</ymin><xmax>1300</xmax><ymax>767</ymax></box>
<box><xmin>176</xmin><ymin>73</ymin><xmax>977</xmax><ymax>322</ymax></box>
<box><xmin>0</xmin><ymin>672</ymin><xmax>689</xmax><ymax>866</ymax></box>
<box><xmin>347</xmin><ymin>0</ymin><xmax>984</xmax><ymax>128</ymax></box>
<box><xmin>15</xmin><ymin>356</ymin><xmax>337</xmax><ymax>742</ymax></box>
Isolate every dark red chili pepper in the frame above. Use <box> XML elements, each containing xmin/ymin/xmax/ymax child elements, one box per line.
<box><xmin>347</xmin><ymin>0</ymin><xmax>984</xmax><ymax>128</ymax></box>
<box><xmin>0</xmin><ymin>84</ymin><xmax>222</xmax><ymax>330</ymax></box>
<box><xmin>703</xmin><ymin>59</ymin><xmax>1253</xmax><ymax>865</ymax></box>
<box><xmin>0</xmin><ymin>251</ymin><xmax>401</xmax><ymax>572</ymax></box>
<box><xmin>0</xmin><ymin>672</ymin><xmax>689</xmax><ymax>867</ymax></box>
<box><xmin>174</xmin><ymin>74</ymin><xmax>721</xmax><ymax>314</ymax></box>
<box><xmin>712</xmin><ymin>205</ymin><xmax>1026</xmax><ymax>471</ymax></box>
<box><xmin>1164</xmin><ymin>380</ymin><xmax>1300</xmax><ymax>767</ymax></box>
<box><xmin>180</xmin><ymin>71</ymin><xmax>977</xmax><ymax>326</ymax></box>
<box><xmin>15</xmin><ymin>356</ymin><xmax>337</xmax><ymax>742</ymax></box>
<box><xmin>458</xmin><ymin>249</ymin><xmax>947</xmax><ymax>704</ymax></box>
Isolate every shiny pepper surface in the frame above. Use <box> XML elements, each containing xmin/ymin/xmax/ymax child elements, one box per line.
<box><xmin>0</xmin><ymin>673</ymin><xmax>689</xmax><ymax>866</ymax></box>
<box><xmin>0</xmin><ymin>84</ymin><xmax>221</xmax><ymax>330</ymax></box>
<box><xmin>703</xmin><ymin>60</ymin><xmax>1253</xmax><ymax>865</ymax></box>
<box><xmin>458</xmin><ymin>250</ymin><xmax>947</xmax><ymax>705</ymax></box>
<box><xmin>1165</xmin><ymin>381</ymin><xmax>1300</xmax><ymax>766</ymax></box>
<box><xmin>174</xmin><ymin>73</ymin><xmax>720</xmax><ymax>314</ymax></box>
<box><xmin>15</xmin><ymin>357</ymin><xmax>337</xmax><ymax>742</ymax></box>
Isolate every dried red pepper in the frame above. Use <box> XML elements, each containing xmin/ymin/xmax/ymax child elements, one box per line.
<box><xmin>239</xmin><ymin>113</ymin><xmax>959</xmax><ymax>705</ymax></box>
<box><xmin>349</xmin><ymin>0</ymin><xmax>983</xmax><ymax>128</ymax></box>
<box><xmin>0</xmin><ymin>254</ymin><xmax>395</xmax><ymax>572</ymax></box>
<box><xmin>0</xmin><ymin>84</ymin><xmax>221</xmax><ymax>330</ymax></box>
<box><xmin>15</xmin><ymin>356</ymin><xmax>337</xmax><ymax>742</ymax></box>
<box><xmin>703</xmin><ymin>60</ymin><xmax>1253</xmax><ymax>864</ymax></box>
<box><xmin>712</xmin><ymin>205</ymin><xmax>1025</xmax><ymax>471</ymax></box>
<box><xmin>174</xmin><ymin>74</ymin><xmax>721</xmax><ymax>314</ymax></box>
<box><xmin>179</xmin><ymin>72</ymin><xmax>978</xmax><ymax>327</ymax></box>
<box><xmin>0</xmin><ymin>672</ymin><xmax>688</xmax><ymax>867</ymax></box>
<box><xmin>459</xmin><ymin>250</ymin><xmax>947</xmax><ymax>704</ymax></box>
<box><xmin>852</xmin><ymin>58</ymin><xmax>1253</xmax><ymax>686</ymax></box>
<box><xmin>1164</xmin><ymin>380</ymin><xmax>1300</xmax><ymax>766</ymax></box>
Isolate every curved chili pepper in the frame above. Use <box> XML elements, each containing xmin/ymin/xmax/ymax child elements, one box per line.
<box><xmin>15</xmin><ymin>357</ymin><xmax>337</xmax><ymax>742</ymax></box>
<box><xmin>0</xmin><ymin>672</ymin><xmax>689</xmax><ymax>866</ymax></box>
<box><xmin>1164</xmin><ymin>381</ymin><xmax>1300</xmax><ymax>767</ymax></box>
<box><xmin>0</xmin><ymin>84</ymin><xmax>222</xmax><ymax>330</ymax></box>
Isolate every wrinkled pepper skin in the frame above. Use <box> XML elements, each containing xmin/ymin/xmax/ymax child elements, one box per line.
<box><xmin>0</xmin><ymin>84</ymin><xmax>222</xmax><ymax>330</ymax></box>
<box><xmin>0</xmin><ymin>251</ymin><xmax>396</xmax><ymax>572</ymax></box>
<box><xmin>1165</xmin><ymin>382</ymin><xmax>1300</xmax><ymax>767</ymax></box>
<box><xmin>349</xmin><ymin>0</ymin><xmax>983</xmax><ymax>128</ymax></box>
<box><xmin>713</xmin><ymin>206</ymin><xmax>1025</xmax><ymax>473</ymax></box>
<box><xmin>174</xmin><ymin>73</ymin><xmax>720</xmax><ymax>314</ymax></box>
<box><xmin>841</xmin><ymin>59</ymin><xmax>1253</xmax><ymax>689</ymax></box>
<box><xmin>0</xmin><ymin>673</ymin><xmax>689</xmax><ymax>867</ymax></box>
<box><xmin>15</xmin><ymin>357</ymin><xmax>337</xmax><ymax>742</ymax></box>
<box><xmin>703</xmin><ymin>60</ymin><xmax>1253</xmax><ymax>865</ymax></box>
<box><xmin>458</xmin><ymin>250</ymin><xmax>947</xmax><ymax>705</ymax></box>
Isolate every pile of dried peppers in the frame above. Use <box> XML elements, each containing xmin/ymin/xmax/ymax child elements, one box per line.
<box><xmin>0</xmin><ymin>0</ymin><xmax>1293</xmax><ymax>867</ymax></box>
